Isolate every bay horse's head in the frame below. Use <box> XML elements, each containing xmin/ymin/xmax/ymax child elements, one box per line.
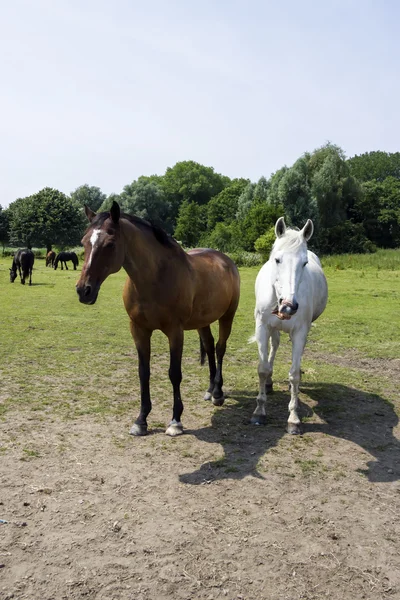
<box><xmin>270</xmin><ymin>217</ymin><xmax>314</xmax><ymax>319</ymax></box>
<box><xmin>76</xmin><ymin>201</ymin><xmax>125</xmax><ymax>305</ymax></box>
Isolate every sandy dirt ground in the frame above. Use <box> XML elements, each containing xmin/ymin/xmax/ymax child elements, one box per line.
<box><xmin>1</xmin><ymin>351</ymin><xmax>400</xmax><ymax>600</ymax></box>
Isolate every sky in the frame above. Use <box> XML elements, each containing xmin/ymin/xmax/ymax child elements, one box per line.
<box><xmin>1</xmin><ymin>0</ymin><xmax>399</xmax><ymax>207</ymax></box>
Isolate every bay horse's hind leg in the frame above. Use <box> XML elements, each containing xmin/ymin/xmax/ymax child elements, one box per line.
<box><xmin>212</xmin><ymin>315</ymin><xmax>234</xmax><ymax>407</ymax></box>
<box><xmin>129</xmin><ymin>323</ymin><xmax>152</xmax><ymax>436</ymax></box>
<box><xmin>198</xmin><ymin>326</ymin><xmax>216</xmax><ymax>401</ymax></box>
<box><xmin>165</xmin><ymin>327</ymin><xmax>184</xmax><ymax>436</ymax></box>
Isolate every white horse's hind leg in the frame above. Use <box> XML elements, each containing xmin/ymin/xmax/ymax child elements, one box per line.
<box><xmin>251</xmin><ymin>321</ymin><xmax>275</xmax><ymax>425</ymax></box>
<box><xmin>287</xmin><ymin>330</ymin><xmax>307</xmax><ymax>435</ymax></box>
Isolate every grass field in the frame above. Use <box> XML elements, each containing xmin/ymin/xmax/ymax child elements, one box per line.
<box><xmin>1</xmin><ymin>252</ymin><xmax>399</xmax><ymax>418</ymax></box>
<box><xmin>1</xmin><ymin>251</ymin><xmax>400</xmax><ymax>600</ymax></box>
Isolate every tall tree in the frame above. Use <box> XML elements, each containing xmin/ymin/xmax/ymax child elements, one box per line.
<box><xmin>174</xmin><ymin>200</ymin><xmax>206</xmax><ymax>247</ymax></box>
<box><xmin>119</xmin><ymin>176</ymin><xmax>171</xmax><ymax>230</ymax></box>
<box><xmin>207</xmin><ymin>178</ymin><xmax>249</xmax><ymax>230</ymax></box>
<box><xmin>162</xmin><ymin>161</ymin><xmax>230</xmax><ymax>229</ymax></box>
<box><xmin>347</xmin><ymin>151</ymin><xmax>400</xmax><ymax>182</ymax></box>
<box><xmin>7</xmin><ymin>188</ymin><xmax>84</xmax><ymax>248</ymax></box>
<box><xmin>70</xmin><ymin>184</ymin><xmax>107</xmax><ymax>212</ymax></box>
<box><xmin>0</xmin><ymin>205</ymin><xmax>9</xmax><ymax>249</ymax></box>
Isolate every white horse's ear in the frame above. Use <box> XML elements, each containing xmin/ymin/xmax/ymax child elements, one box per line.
<box><xmin>301</xmin><ymin>219</ymin><xmax>314</xmax><ymax>241</ymax></box>
<box><xmin>275</xmin><ymin>217</ymin><xmax>286</xmax><ymax>238</ymax></box>
<box><xmin>85</xmin><ymin>205</ymin><xmax>96</xmax><ymax>222</ymax></box>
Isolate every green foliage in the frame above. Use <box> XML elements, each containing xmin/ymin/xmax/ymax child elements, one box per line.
<box><xmin>254</xmin><ymin>227</ymin><xmax>276</xmax><ymax>260</ymax></box>
<box><xmin>225</xmin><ymin>250</ymin><xmax>264</xmax><ymax>267</ymax></box>
<box><xmin>7</xmin><ymin>188</ymin><xmax>85</xmax><ymax>248</ymax></box>
<box><xmin>162</xmin><ymin>161</ymin><xmax>229</xmax><ymax>229</ymax></box>
<box><xmin>119</xmin><ymin>176</ymin><xmax>171</xmax><ymax>230</ymax></box>
<box><xmin>205</xmin><ymin>221</ymin><xmax>240</xmax><ymax>252</ymax></box>
<box><xmin>318</xmin><ymin>221</ymin><xmax>376</xmax><ymax>255</ymax></box>
<box><xmin>277</xmin><ymin>158</ymin><xmax>318</xmax><ymax>226</ymax></box>
<box><xmin>348</xmin><ymin>151</ymin><xmax>400</xmax><ymax>182</ymax></box>
<box><xmin>351</xmin><ymin>178</ymin><xmax>400</xmax><ymax>248</ymax></box>
<box><xmin>236</xmin><ymin>182</ymin><xmax>256</xmax><ymax>220</ymax></box>
<box><xmin>0</xmin><ymin>205</ymin><xmax>9</xmax><ymax>248</ymax></box>
<box><xmin>174</xmin><ymin>200</ymin><xmax>207</xmax><ymax>247</ymax></box>
<box><xmin>239</xmin><ymin>203</ymin><xmax>283</xmax><ymax>251</ymax></box>
<box><xmin>207</xmin><ymin>178</ymin><xmax>249</xmax><ymax>230</ymax></box>
<box><xmin>70</xmin><ymin>184</ymin><xmax>107</xmax><ymax>212</ymax></box>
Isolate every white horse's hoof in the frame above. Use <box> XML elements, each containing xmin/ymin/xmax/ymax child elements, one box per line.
<box><xmin>204</xmin><ymin>391</ymin><xmax>212</xmax><ymax>401</ymax></box>
<box><xmin>212</xmin><ymin>394</ymin><xmax>225</xmax><ymax>406</ymax></box>
<box><xmin>165</xmin><ymin>420</ymin><xmax>184</xmax><ymax>436</ymax></box>
<box><xmin>287</xmin><ymin>422</ymin><xmax>302</xmax><ymax>435</ymax></box>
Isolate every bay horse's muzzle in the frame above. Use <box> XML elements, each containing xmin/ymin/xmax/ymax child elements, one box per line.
<box><xmin>76</xmin><ymin>283</ymin><xmax>100</xmax><ymax>305</ymax></box>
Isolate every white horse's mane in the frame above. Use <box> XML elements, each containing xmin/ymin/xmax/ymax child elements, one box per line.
<box><xmin>271</xmin><ymin>228</ymin><xmax>307</xmax><ymax>254</ymax></box>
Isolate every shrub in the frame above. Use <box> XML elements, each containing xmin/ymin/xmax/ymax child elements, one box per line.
<box><xmin>254</xmin><ymin>227</ymin><xmax>276</xmax><ymax>260</ymax></box>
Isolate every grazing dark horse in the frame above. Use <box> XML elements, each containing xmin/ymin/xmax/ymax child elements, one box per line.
<box><xmin>46</xmin><ymin>250</ymin><xmax>56</xmax><ymax>267</ymax></box>
<box><xmin>54</xmin><ymin>251</ymin><xmax>79</xmax><ymax>270</ymax></box>
<box><xmin>10</xmin><ymin>249</ymin><xmax>34</xmax><ymax>286</ymax></box>
<box><xmin>76</xmin><ymin>201</ymin><xmax>240</xmax><ymax>437</ymax></box>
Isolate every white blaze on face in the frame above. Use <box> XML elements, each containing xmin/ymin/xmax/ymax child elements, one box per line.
<box><xmin>87</xmin><ymin>229</ymin><xmax>101</xmax><ymax>268</ymax></box>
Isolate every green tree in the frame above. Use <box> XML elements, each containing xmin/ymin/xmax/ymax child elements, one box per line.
<box><xmin>0</xmin><ymin>205</ymin><xmax>10</xmax><ymax>249</ymax></box>
<box><xmin>353</xmin><ymin>178</ymin><xmax>400</xmax><ymax>247</ymax></box>
<box><xmin>162</xmin><ymin>161</ymin><xmax>229</xmax><ymax>229</ymax></box>
<box><xmin>347</xmin><ymin>151</ymin><xmax>400</xmax><ymax>182</ymax></box>
<box><xmin>119</xmin><ymin>176</ymin><xmax>171</xmax><ymax>229</ymax></box>
<box><xmin>174</xmin><ymin>200</ymin><xmax>207</xmax><ymax>247</ymax></box>
<box><xmin>254</xmin><ymin>226</ymin><xmax>276</xmax><ymax>261</ymax></box>
<box><xmin>206</xmin><ymin>221</ymin><xmax>241</xmax><ymax>252</ymax></box>
<box><xmin>7</xmin><ymin>188</ymin><xmax>85</xmax><ymax>248</ymax></box>
<box><xmin>207</xmin><ymin>178</ymin><xmax>249</xmax><ymax>230</ymax></box>
<box><xmin>236</xmin><ymin>182</ymin><xmax>256</xmax><ymax>220</ymax></box>
<box><xmin>278</xmin><ymin>158</ymin><xmax>318</xmax><ymax>226</ymax></box>
<box><xmin>239</xmin><ymin>203</ymin><xmax>282</xmax><ymax>251</ymax></box>
<box><xmin>71</xmin><ymin>184</ymin><xmax>107</xmax><ymax>212</ymax></box>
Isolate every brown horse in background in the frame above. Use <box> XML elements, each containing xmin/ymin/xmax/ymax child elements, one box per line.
<box><xmin>10</xmin><ymin>249</ymin><xmax>34</xmax><ymax>285</ymax></box>
<box><xmin>46</xmin><ymin>250</ymin><xmax>56</xmax><ymax>267</ymax></box>
<box><xmin>76</xmin><ymin>201</ymin><xmax>240</xmax><ymax>437</ymax></box>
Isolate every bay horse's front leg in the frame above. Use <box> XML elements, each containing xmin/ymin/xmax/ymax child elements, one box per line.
<box><xmin>129</xmin><ymin>323</ymin><xmax>152</xmax><ymax>437</ymax></box>
<box><xmin>165</xmin><ymin>327</ymin><xmax>184</xmax><ymax>436</ymax></box>
<box><xmin>287</xmin><ymin>330</ymin><xmax>307</xmax><ymax>435</ymax></box>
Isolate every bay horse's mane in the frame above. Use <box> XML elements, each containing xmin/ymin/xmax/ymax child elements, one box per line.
<box><xmin>91</xmin><ymin>211</ymin><xmax>181</xmax><ymax>251</ymax></box>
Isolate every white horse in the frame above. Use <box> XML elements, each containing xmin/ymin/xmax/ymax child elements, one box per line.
<box><xmin>251</xmin><ymin>217</ymin><xmax>328</xmax><ymax>434</ymax></box>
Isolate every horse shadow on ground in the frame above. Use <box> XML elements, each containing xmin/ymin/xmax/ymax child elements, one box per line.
<box><xmin>179</xmin><ymin>383</ymin><xmax>399</xmax><ymax>485</ymax></box>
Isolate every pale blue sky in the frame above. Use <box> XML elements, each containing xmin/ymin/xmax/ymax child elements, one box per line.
<box><xmin>1</xmin><ymin>0</ymin><xmax>399</xmax><ymax>206</ymax></box>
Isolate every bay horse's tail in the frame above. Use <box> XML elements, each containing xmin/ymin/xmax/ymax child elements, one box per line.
<box><xmin>199</xmin><ymin>337</ymin><xmax>206</xmax><ymax>366</ymax></box>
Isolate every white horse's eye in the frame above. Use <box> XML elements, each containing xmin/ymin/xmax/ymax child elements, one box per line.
<box><xmin>275</xmin><ymin>258</ymin><xmax>281</xmax><ymax>264</ymax></box>
<box><xmin>303</xmin><ymin>261</ymin><xmax>308</xmax><ymax>267</ymax></box>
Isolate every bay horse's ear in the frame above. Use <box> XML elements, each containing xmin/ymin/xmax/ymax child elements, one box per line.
<box><xmin>275</xmin><ymin>217</ymin><xmax>286</xmax><ymax>238</ymax></box>
<box><xmin>110</xmin><ymin>201</ymin><xmax>120</xmax><ymax>224</ymax></box>
<box><xmin>85</xmin><ymin>205</ymin><xmax>96</xmax><ymax>222</ymax></box>
<box><xmin>301</xmin><ymin>219</ymin><xmax>314</xmax><ymax>241</ymax></box>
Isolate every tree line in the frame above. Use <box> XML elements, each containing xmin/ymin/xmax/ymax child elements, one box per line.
<box><xmin>1</xmin><ymin>144</ymin><xmax>399</xmax><ymax>257</ymax></box>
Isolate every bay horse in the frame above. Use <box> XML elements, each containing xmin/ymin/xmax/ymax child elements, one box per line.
<box><xmin>54</xmin><ymin>251</ymin><xmax>79</xmax><ymax>270</ymax></box>
<box><xmin>46</xmin><ymin>250</ymin><xmax>56</xmax><ymax>267</ymax></box>
<box><xmin>76</xmin><ymin>201</ymin><xmax>240</xmax><ymax>437</ymax></box>
<box><xmin>10</xmin><ymin>249</ymin><xmax>34</xmax><ymax>286</ymax></box>
<box><xmin>251</xmin><ymin>217</ymin><xmax>328</xmax><ymax>434</ymax></box>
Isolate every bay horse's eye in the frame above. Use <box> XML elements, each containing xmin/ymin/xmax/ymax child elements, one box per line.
<box><xmin>105</xmin><ymin>242</ymin><xmax>115</xmax><ymax>249</ymax></box>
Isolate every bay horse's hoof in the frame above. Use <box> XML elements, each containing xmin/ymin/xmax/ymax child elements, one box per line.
<box><xmin>250</xmin><ymin>414</ymin><xmax>267</xmax><ymax>425</ymax></box>
<box><xmin>129</xmin><ymin>423</ymin><xmax>148</xmax><ymax>436</ymax></box>
<box><xmin>165</xmin><ymin>420</ymin><xmax>184</xmax><ymax>436</ymax></box>
<box><xmin>212</xmin><ymin>394</ymin><xmax>225</xmax><ymax>406</ymax></box>
<box><xmin>287</xmin><ymin>423</ymin><xmax>302</xmax><ymax>435</ymax></box>
<box><xmin>204</xmin><ymin>391</ymin><xmax>212</xmax><ymax>401</ymax></box>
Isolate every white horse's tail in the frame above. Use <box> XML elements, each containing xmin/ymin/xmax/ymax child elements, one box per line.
<box><xmin>248</xmin><ymin>334</ymin><xmax>256</xmax><ymax>344</ymax></box>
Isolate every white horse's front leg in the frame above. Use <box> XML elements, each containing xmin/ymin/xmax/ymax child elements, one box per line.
<box><xmin>287</xmin><ymin>329</ymin><xmax>307</xmax><ymax>435</ymax></box>
<box><xmin>251</xmin><ymin>320</ymin><xmax>272</xmax><ymax>425</ymax></box>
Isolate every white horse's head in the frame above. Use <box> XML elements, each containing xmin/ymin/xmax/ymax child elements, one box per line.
<box><xmin>270</xmin><ymin>217</ymin><xmax>314</xmax><ymax>319</ymax></box>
